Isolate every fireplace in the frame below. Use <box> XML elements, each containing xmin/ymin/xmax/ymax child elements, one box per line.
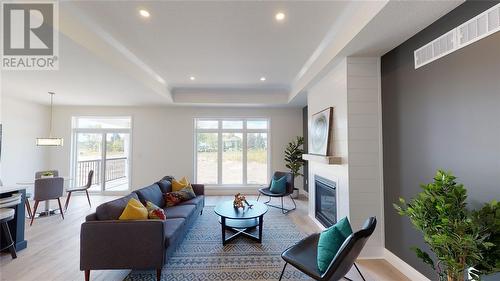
<box><xmin>315</xmin><ymin>175</ymin><xmax>337</xmax><ymax>227</ymax></box>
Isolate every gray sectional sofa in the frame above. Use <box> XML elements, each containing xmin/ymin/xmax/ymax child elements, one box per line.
<box><xmin>80</xmin><ymin>178</ymin><xmax>205</xmax><ymax>281</ymax></box>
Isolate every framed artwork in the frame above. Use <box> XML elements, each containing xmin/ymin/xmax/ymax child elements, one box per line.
<box><xmin>310</xmin><ymin>107</ymin><xmax>333</xmax><ymax>156</ymax></box>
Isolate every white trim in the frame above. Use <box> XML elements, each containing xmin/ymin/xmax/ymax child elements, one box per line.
<box><xmin>376</xmin><ymin>57</ymin><xmax>385</xmax><ymax>250</ymax></box>
<box><xmin>384</xmin><ymin>249</ymin><xmax>431</xmax><ymax>281</ymax></box>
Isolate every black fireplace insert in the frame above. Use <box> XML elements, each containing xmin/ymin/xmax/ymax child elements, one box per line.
<box><xmin>315</xmin><ymin>175</ymin><xmax>337</xmax><ymax>228</ymax></box>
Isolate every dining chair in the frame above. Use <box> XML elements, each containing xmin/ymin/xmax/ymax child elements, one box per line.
<box><xmin>30</xmin><ymin>177</ymin><xmax>65</xmax><ymax>226</ymax></box>
<box><xmin>257</xmin><ymin>171</ymin><xmax>296</xmax><ymax>214</ymax></box>
<box><xmin>64</xmin><ymin>170</ymin><xmax>94</xmax><ymax>211</ymax></box>
<box><xmin>26</xmin><ymin>170</ymin><xmax>60</xmax><ymax>219</ymax></box>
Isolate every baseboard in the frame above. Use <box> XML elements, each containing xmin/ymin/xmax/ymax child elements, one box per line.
<box><xmin>384</xmin><ymin>249</ymin><xmax>430</xmax><ymax>281</ymax></box>
<box><xmin>358</xmin><ymin>246</ymin><xmax>384</xmax><ymax>259</ymax></box>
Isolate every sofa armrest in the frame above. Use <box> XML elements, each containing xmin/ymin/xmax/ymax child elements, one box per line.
<box><xmin>191</xmin><ymin>184</ymin><xmax>204</xmax><ymax>196</ymax></box>
<box><xmin>80</xmin><ymin>220</ymin><xmax>165</xmax><ymax>270</ymax></box>
<box><xmin>85</xmin><ymin>213</ymin><xmax>97</xmax><ymax>221</ymax></box>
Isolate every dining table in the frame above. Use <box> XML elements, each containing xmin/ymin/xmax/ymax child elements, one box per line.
<box><xmin>16</xmin><ymin>177</ymin><xmax>72</xmax><ymax>217</ymax></box>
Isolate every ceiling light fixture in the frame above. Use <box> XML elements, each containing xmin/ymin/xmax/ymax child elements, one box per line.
<box><xmin>189</xmin><ymin>76</ymin><xmax>196</xmax><ymax>81</ymax></box>
<box><xmin>139</xmin><ymin>9</ymin><xmax>150</xmax><ymax>18</ymax></box>
<box><xmin>275</xmin><ymin>12</ymin><xmax>285</xmax><ymax>22</ymax></box>
<box><xmin>36</xmin><ymin>92</ymin><xmax>64</xmax><ymax>147</ymax></box>
<box><xmin>260</xmin><ymin>77</ymin><xmax>267</xmax><ymax>81</ymax></box>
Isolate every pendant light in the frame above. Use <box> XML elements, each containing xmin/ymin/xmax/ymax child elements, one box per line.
<box><xmin>36</xmin><ymin>92</ymin><xmax>63</xmax><ymax>146</ymax></box>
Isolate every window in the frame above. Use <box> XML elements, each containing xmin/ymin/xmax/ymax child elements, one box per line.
<box><xmin>72</xmin><ymin>117</ymin><xmax>132</xmax><ymax>193</ymax></box>
<box><xmin>195</xmin><ymin>118</ymin><xmax>270</xmax><ymax>185</ymax></box>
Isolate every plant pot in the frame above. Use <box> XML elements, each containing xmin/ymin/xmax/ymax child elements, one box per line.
<box><xmin>291</xmin><ymin>188</ymin><xmax>299</xmax><ymax>199</ymax></box>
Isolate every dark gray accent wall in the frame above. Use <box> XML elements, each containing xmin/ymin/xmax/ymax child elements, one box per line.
<box><xmin>382</xmin><ymin>1</ymin><xmax>500</xmax><ymax>279</ymax></box>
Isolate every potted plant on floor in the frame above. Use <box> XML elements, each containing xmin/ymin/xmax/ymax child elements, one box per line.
<box><xmin>470</xmin><ymin>200</ymin><xmax>499</xmax><ymax>281</ymax></box>
<box><xmin>284</xmin><ymin>136</ymin><xmax>305</xmax><ymax>199</ymax></box>
<box><xmin>394</xmin><ymin>170</ymin><xmax>494</xmax><ymax>281</ymax></box>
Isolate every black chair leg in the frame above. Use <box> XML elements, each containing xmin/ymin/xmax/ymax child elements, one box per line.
<box><xmin>279</xmin><ymin>262</ymin><xmax>287</xmax><ymax>281</ymax></box>
<box><xmin>290</xmin><ymin>195</ymin><xmax>297</xmax><ymax>210</ymax></box>
<box><xmin>264</xmin><ymin>195</ymin><xmax>296</xmax><ymax>214</ymax></box>
<box><xmin>353</xmin><ymin>262</ymin><xmax>366</xmax><ymax>281</ymax></box>
<box><xmin>257</xmin><ymin>193</ymin><xmax>261</xmax><ymax>201</ymax></box>
<box><xmin>1</xmin><ymin>222</ymin><xmax>17</xmax><ymax>259</ymax></box>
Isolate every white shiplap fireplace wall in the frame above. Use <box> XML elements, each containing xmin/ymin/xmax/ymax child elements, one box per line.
<box><xmin>306</xmin><ymin>57</ymin><xmax>384</xmax><ymax>258</ymax></box>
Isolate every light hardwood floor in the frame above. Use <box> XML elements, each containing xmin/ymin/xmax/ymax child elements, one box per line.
<box><xmin>0</xmin><ymin>194</ymin><xmax>410</xmax><ymax>281</ymax></box>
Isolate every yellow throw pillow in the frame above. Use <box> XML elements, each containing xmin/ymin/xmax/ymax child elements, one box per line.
<box><xmin>119</xmin><ymin>198</ymin><xmax>148</xmax><ymax>220</ymax></box>
<box><xmin>172</xmin><ymin>176</ymin><xmax>191</xmax><ymax>192</ymax></box>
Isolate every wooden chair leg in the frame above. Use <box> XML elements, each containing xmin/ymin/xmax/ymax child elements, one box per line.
<box><xmin>84</xmin><ymin>270</ymin><xmax>90</xmax><ymax>281</ymax></box>
<box><xmin>156</xmin><ymin>268</ymin><xmax>162</xmax><ymax>281</ymax></box>
<box><xmin>85</xmin><ymin>190</ymin><xmax>91</xmax><ymax>207</ymax></box>
<box><xmin>57</xmin><ymin>198</ymin><xmax>64</xmax><ymax>219</ymax></box>
<box><xmin>30</xmin><ymin>201</ymin><xmax>39</xmax><ymax>226</ymax></box>
<box><xmin>64</xmin><ymin>191</ymin><xmax>72</xmax><ymax>211</ymax></box>
<box><xmin>25</xmin><ymin>199</ymin><xmax>32</xmax><ymax>219</ymax></box>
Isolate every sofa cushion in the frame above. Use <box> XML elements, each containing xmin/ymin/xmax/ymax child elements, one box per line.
<box><xmin>163</xmin><ymin>205</ymin><xmax>196</xmax><ymax>219</ymax></box>
<box><xmin>156</xmin><ymin>179</ymin><xmax>172</xmax><ymax>194</ymax></box>
<box><xmin>135</xmin><ymin>184</ymin><xmax>164</xmax><ymax>208</ymax></box>
<box><xmin>177</xmin><ymin>195</ymin><xmax>204</xmax><ymax>209</ymax></box>
<box><xmin>163</xmin><ymin>218</ymin><xmax>185</xmax><ymax>247</ymax></box>
<box><xmin>96</xmin><ymin>193</ymin><xmax>139</xmax><ymax>220</ymax></box>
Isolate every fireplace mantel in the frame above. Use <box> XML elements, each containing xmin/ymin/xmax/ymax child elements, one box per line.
<box><xmin>302</xmin><ymin>154</ymin><xmax>342</xmax><ymax>165</ymax></box>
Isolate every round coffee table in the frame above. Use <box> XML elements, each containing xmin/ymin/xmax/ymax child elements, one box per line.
<box><xmin>214</xmin><ymin>200</ymin><xmax>268</xmax><ymax>245</ymax></box>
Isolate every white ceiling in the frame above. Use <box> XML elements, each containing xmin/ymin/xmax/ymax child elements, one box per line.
<box><xmin>1</xmin><ymin>0</ymin><xmax>463</xmax><ymax>107</ymax></box>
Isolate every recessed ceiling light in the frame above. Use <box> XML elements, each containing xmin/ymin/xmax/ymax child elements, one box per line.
<box><xmin>139</xmin><ymin>9</ymin><xmax>150</xmax><ymax>18</ymax></box>
<box><xmin>260</xmin><ymin>77</ymin><xmax>266</xmax><ymax>81</ymax></box>
<box><xmin>275</xmin><ymin>12</ymin><xmax>285</xmax><ymax>21</ymax></box>
<box><xmin>189</xmin><ymin>76</ymin><xmax>196</xmax><ymax>81</ymax></box>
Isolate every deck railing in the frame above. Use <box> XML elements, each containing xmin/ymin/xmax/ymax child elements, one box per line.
<box><xmin>76</xmin><ymin>157</ymin><xmax>127</xmax><ymax>187</ymax></box>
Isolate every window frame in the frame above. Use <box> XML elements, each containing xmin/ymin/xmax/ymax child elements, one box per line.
<box><xmin>193</xmin><ymin>117</ymin><xmax>271</xmax><ymax>187</ymax></box>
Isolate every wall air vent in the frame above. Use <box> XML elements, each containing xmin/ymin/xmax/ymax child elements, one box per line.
<box><xmin>414</xmin><ymin>3</ymin><xmax>500</xmax><ymax>69</ymax></box>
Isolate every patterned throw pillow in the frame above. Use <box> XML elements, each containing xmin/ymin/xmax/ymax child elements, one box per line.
<box><xmin>164</xmin><ymin>186</ymin><xmax>197</xmax><ymax>207</ymax></box>
<box><xmin>145</xmin><ymin>201</ymin><xmax>166</xmax><ymax>220</ymax></box>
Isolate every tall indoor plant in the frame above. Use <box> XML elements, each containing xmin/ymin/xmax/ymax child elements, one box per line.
<box><xmin>284</xmin><ymin>136</ymin><xmax>305</xmax><ymax>182</ymax></box>
<box><xmin>394</xmin><ymin>170</ymin><xmax>493</xmax><ymax>281</ymax></box>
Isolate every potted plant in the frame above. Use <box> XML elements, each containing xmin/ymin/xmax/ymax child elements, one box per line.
<box><xmin>394</xmin><ymin>170</ymin><xmax>493</xmax><ymax>281</ymax></box>
<box><xmin>470</xmin><ymin>200</ymin><xmax>499</xmax><ymax>280</ymax></box>
<box><xmin>41</xmin><ymin>171</ymin><xmax>54</xmax><ymax>178</ymax></box>
<box><xmin>284</xmin><ymin>136</ymin><xmax>305</xmax><ymax>198</ymax></box>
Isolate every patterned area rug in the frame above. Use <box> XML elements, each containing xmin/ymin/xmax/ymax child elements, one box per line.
<box><xmin>125</xmin><ymin>206</ymin><xmax>312</xmax><ymax>281</ymax></box>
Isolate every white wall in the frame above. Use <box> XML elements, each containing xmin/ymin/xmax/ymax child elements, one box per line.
<box><xmin>346</xmin><ymin>57</ymin><xmax>384</xmax><ymax>258</ymax></box>
<box><xmin>1</xmin><ymin>96</ymin><xmax>50</xmax><ymax>186</ymax></box>
<box><xmin>50</xmin><ymin>106</ymin><xmax>302</xmax><ymax>194</ymax></box>
<box><xmin>307</xmin><ymin>59</ymin><xmax>351</xmax><ymax>221</ymax></box>
<box><xmin>306</xmin><ymin>57</ymin><xmax>384</xmax><ymax>258</ymax></box>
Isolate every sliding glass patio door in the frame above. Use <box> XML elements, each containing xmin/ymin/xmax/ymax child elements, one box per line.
<box><xmin>72</xmin><ymin>117</ymin><xmax>132</xmax><ymax>194</ymax></box>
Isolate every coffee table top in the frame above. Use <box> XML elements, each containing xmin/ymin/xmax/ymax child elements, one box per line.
<box><xmin>214</xmin><ymin>200</ymin><xmax>267</xmax><ymax>219</ymax></box>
